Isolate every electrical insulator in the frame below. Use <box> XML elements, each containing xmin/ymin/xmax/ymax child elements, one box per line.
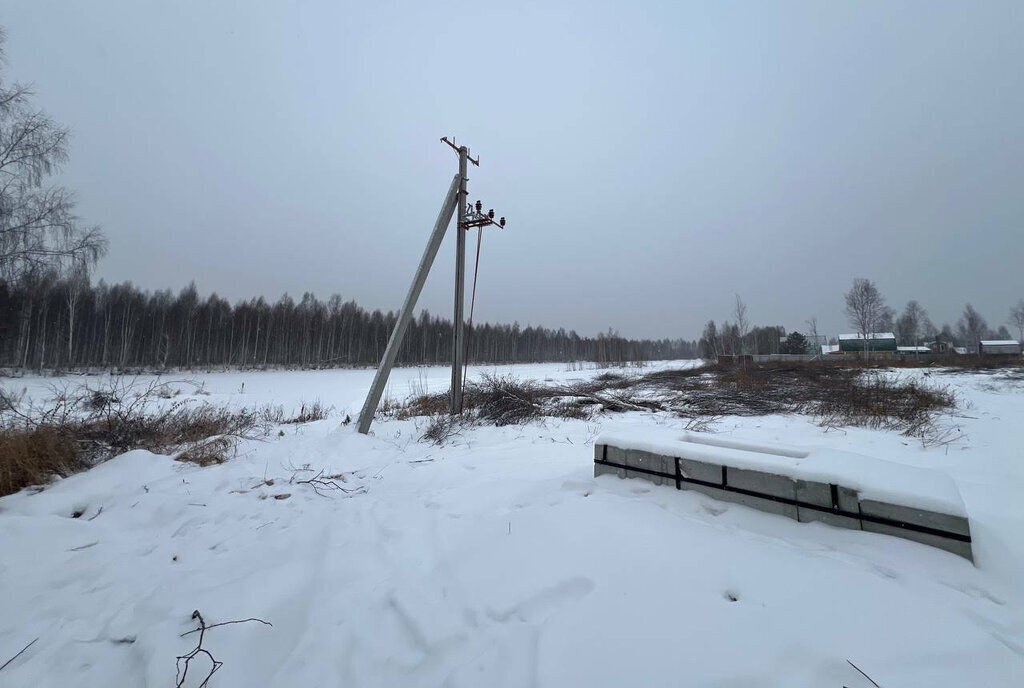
<box><xmin>488</xmin><ymin>209</ymin><xmax>494</xmax><ymax>219</ymax></box>
<box><xmin>475</xmin><ymin>200</ymin><xmax>482</xmax><ymax>213</ymax></box>
<box><xmin>500</xmin><ymin>217</ymin><xmax>506</xmax><ymax>227</ymax></box>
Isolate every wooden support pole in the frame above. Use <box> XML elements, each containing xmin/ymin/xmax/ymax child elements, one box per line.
<box><xmin>357</xmin><ymin>174</ymin><xmax>460</xmax><ymax>434</ymax></box>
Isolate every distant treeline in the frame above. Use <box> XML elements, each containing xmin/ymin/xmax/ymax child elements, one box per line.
<box><xmin>699</xmin><ymin>323</ymin><xmax>788</xmax><ymax>359</ymax></box>
<box><xmin>0</xmin><ymin>275</ymin><xmax>697</xmax><ymax>370</ymax></box>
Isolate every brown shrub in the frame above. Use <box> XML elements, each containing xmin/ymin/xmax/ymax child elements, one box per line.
<box><xmin>0</xmin><ymin>378</ymin><xmax>298</xmax><ymax>495</ymax></box>
<box><xmin>394</xmin><ymin>362</ymin><xmax>957</xmax><ymax>442</ymax></box>
<box><xmin>0</xmin><ymin>426</ymin><xmax>81</xmax><ymax>496</ymax></box>
<box><xmin>176</xmin><ymin>436</ymin><xmax>234</xmax><ymax>467</ymax></box>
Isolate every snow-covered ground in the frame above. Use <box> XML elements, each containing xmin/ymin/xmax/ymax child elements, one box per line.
<box><xmin>1</xmin><ymin>362</ymin><xmax>1022</xmax><ymax>686</ymax></box>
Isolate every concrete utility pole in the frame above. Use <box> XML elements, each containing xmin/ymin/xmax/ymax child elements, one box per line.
<box><xmin>357</xmin><ymin>137</ymin><xmax>505</xmax><ymax>435</ymax></box>
<box><xmin>357</xmin><ymin>175</ymin><xmax>459</xmax><ymax>434</ymax></box>
<box><xmin>450</xmin><ymin>146</ymin><xmax>469</xmax><ymax>414</ymax></box>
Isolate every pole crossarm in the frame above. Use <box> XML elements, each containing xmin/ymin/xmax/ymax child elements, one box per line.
<box><xmin>459</xmin><ymin>200</ymin><xmax>506</xmax><ymax>230</ymax></box>
<box><xmin>440</xmin><ymin>136</ymin><xmax>479</xmax><ymax>166</ymax></box>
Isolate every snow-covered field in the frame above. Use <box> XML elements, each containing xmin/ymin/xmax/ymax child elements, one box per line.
<box><xmin>1</xmin><ymin>361</ymin><xmax>1022</xmax><ymax>686</ymax></box>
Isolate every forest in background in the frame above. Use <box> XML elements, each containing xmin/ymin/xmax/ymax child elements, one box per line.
<box><xmin>0</xmin><ymin>275</ymin><xmax>698</xmax><ymax>371</ymax></box>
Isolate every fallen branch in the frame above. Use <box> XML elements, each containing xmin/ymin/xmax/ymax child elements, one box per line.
<box><xmin>176</xmin><ymin>610</ymin><xmax>272</xmax><ymax>688</ymax></box>
<box><xmin>292</xmin><ymin>468</ymin><xmax>363</xmax><ymax>497</ymax></box>
<box><xmin>180</xmin><ymin>617</ymin><xmax>272</xmax><ymax>637</ymax></box>
<box><xmin>0</xmin><ymin>637</ymin><xmax>39</xmax><ymax>673</ymax></box>
<box><xmin>176</xmin><ymin>611</ymin><xmax>221</xmax><ymax>688</ymax></box>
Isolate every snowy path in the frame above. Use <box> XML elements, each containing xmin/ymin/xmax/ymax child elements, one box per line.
<box><xmin>1</xmin><ymin>364</ymin><xmax>1023</xmax><ymax>686</ymax></box>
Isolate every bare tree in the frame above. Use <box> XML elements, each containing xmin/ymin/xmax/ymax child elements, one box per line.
<box><xmin>0</xmin><ymin>28</ymin><xmax>106</xmax><ymax>282</ymax></box>
<box><xmin>895</xmin><ymin>300</ymin><xmax>930</xmax><ymax>347</ymax></box>
<box><xmin>957</xmin><ymin>304</ymin><xmax>988</xmax><ymax>355</ymax></box>
<box><xmin>700</xmin><ymin>320</ymin><xmax>719</xmax><ymax>359</ymax></box>
<box><xmin>844</xmin><ymin>278</ymin><xmax>889</xmax><ymax>359</ymax></box>
<box><xmin>1010</xmin><ymin>299</ymin><xmax>1024</xmax><ymax>343</ymax></box>
<box><xmin>805</xmin><ymin>316</ymin><xmax>820</xmax><ymax>356</ymax></box>
<box><xmin>733</xmin><ymin>294</ymin><xmax>749</xmax><ymax>355</ymax></box>
<box><xmin>64</xmin><ymin>261</ymin><xmax>88</xmax><ymax>365</ymax></box>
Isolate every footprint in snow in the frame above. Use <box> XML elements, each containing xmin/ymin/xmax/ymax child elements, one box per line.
<box><xmin>870</xmin><ymin>564</ymin><xmax>901</xmax><ymax>581</ymax></box>
<box><xmin>488</xmin><ymin>576</ymin><xmax>595</xmax><ymax>624</ymax></box>
<box><xmin>702</xmin><ymin>503</ymin><xmax>728</xmax><ymax>517</ymax></box>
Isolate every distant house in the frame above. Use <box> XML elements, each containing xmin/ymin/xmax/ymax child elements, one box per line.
<box><xmin>926</xmin><ymin>339</ymin><xmax>954</xmax><ymax>355</ymax></box>
<box><xmin>980</xmin><ymin>340</ymin><xmax>1022</xmax><ymax>355</ymax></box>
<box><xmin>821</xmin><ymin>344</ymin><xmax>840</xmax><ymax>355</ymax></box>
<box><xmin>837</xmin><ymin>332</ymin><xmax>897</xmax><ymax>353</ymax></box>
<box><xmin>804</xmin><ymin>334</ymin><xmax>827</xmax><ymax>351</ymax></box>
<box><xmin>897</xmin><ymin>346</ymin><xmax>931</xmax><ymax>356</ymax></box>
<box><xmin>779</xmin><ymin>333</ymin><xmax>826</xmax><ymax>354</ymax></box>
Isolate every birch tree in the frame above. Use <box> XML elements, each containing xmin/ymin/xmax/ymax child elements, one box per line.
<box><xmin>844</xmin><ymin>278</ymin><xmax>889</xmax><ymax>358</ymax></box>
<box><xmin>1010</xmin><ymin>299</ymin><xmax>1024</xmax><ymax>343</ymax></box>
<box><xmin>0</xmin><ymin>28</ymin><xmax>106</xmax><ymax>281</ymax></box>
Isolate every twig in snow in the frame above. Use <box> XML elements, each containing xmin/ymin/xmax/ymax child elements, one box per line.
<box><xmin>176</xmin><ymin>611</ymin><xmax>272</xmax><ymax>687</ymax></box>
<box><xmin>68</xmin><ymin>540</ymin><xmax>99</xmax><ymax>551</ymax></box>
<box><xmin>87</xmin><ymin>506</ymin><xmax>103</xmax><ymax>521</ymax></box>
<box><xmin>846</xmin><ymin>659</ymin><xmax>881</xmax><ymax>688</ymax></box>
<box><xmin>292</xmin><ymin>468</ymin><xmax>363</xmax><ymax>497</ymax></box>
<box><xmin>0</xmin><ymin>637</ymin><xmax>39</xmax><ymax>673</ymax></box>
<box><xmin>176</xmin><ymin>610</ymin><xmax>221</xmax><ymax>688</ymax></box>
<box><xmin>179</xmin><ymin>617</ymin><xmax>272</xmax><ymax>637</ymax></box>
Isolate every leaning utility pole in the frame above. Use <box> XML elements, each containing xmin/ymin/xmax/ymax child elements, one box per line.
<box><xmin>357</xmin><ymin>137</ymin><xmax>505</xmax><ymax>434</ymax></box>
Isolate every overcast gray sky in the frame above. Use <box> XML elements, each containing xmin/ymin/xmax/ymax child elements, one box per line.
<box><xmin>3</xmin><ymin>1</ymin><xmax>1022</xmax><ymax>339</ymax></box>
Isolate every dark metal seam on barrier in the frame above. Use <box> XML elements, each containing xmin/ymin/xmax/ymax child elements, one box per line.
<box><xmin>674</xmin><ymin>457</ymin><xmax>681</xmax><ymax>491</ymax></box>
<box><xmin>594</xmin><ymin>459</ymin><xmax>971</xmax><ymax>544</ymax></box>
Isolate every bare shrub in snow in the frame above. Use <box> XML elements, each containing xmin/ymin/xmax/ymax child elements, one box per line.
<box><xmin>176</xmin><ymin>436</ymin><xmax>234</xmax><ymax>467</ymax></box>
<box><xmin>0</xmin><ymin>378</ymin><xmax>331</xmax><ymax>495</ymax></box>
<box><xmin>419</xmin><ymin>413</ymin><xmax>471</xmax><ymax>445</ymax></box>
<box><xmin>279</xmin><ymin>400</ymin><xmax>330</xmax><ymax>424</ymax></box>
<box><xmin>396</xmin><ymin>362</ymin><xmax>957</xmax><ymax>444</ymax></box>
<box><xmin>467</xmin><ymin>374</ymin><xmax>545</xmax><ymax>426</ymax></box>
<box><xmin>0</xmin><ymin>425</ymin><xmax>79</xmax><ymax>495</ymax></box>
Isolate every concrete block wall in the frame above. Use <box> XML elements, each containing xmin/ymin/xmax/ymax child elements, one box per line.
<box><xmin>594</xmin><ymin>442</ymin><xmax>973</xmax><ymax>561</ymax></box>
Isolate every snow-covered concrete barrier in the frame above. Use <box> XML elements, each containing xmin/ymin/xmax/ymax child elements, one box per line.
<box><xmin>594</xmin><ymin>430</ymin><xmax>973</xmax><ymax>560</ymax></box>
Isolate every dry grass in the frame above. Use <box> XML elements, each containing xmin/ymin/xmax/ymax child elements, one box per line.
<box><xmin>0</xmin><ymin>378</ymin><xmax>333</xmax><ymax>496</ymax></box>
<box><xmin>396</xmin><ymin>361</ymin><xmax>958</xmax><ymax>445</ymax></box>
<box><xmin>0</xmin><ymin>426</ymin><xmax>80</xmax><ymax>496</ymax></box>
<box><xmin>176</xmin><ymin>436</ymin><xmax>235</xmax><ymax>467</ymax></box>
<box><xmin>419</xmin><ymin>414</ymin><xmax>468</xmax><ymax>445</ymax></box>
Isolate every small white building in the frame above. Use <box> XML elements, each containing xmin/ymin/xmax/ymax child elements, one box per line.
<box><xmin>979</xmin><ymin>340</ymin><xmax>1022</xmax><ymax>355</ymax></box>
<box><xmin>897</xmin><ymin>346</ymin><xmax>931</xmax><ymax>355</ymax></box>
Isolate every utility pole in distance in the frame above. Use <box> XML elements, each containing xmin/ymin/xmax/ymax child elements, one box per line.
<box><xmin>357</xmin><ymin>137</ymin><xmax>505</xmax><ymax>434</ymax></box>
